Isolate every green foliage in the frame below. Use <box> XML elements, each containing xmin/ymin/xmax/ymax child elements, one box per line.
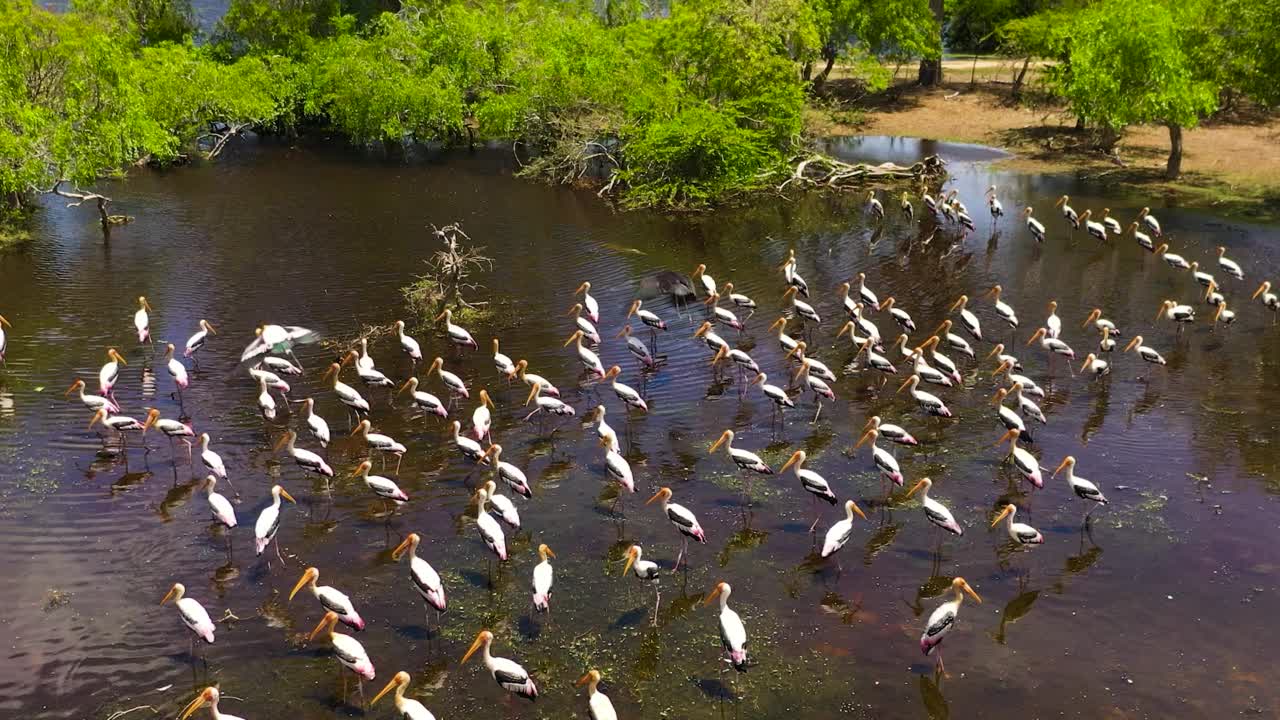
<box><xmin>0</xmin><ymin>0</ymin><xmax>298</xmax><ymax>211</ymax></box>
<box><xmin>1048</xmin><ymin>0</ymin><xmax>1217</xmax><ymax>131</ymax></box>
<box><xmin>944</xmin><ymin>0</ymin><xmax>1041</xmax><ymax>54</ymax></box>
<box><xmin>73</xmin><ymin>0</ymin><xmax>197</xmax><ymax>45</ymax></box>
<box><xmin>211</xmin><ymin>0</ymin><xmax>341</xmax><ymax>58</ymax></box>
<box><xmin>1217</xmin><ymin>0</ymin><xmax>1280</xmax><ymax>107</ymax></box>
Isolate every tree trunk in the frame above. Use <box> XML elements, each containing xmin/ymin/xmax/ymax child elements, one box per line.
<box><xmin>1011</xmin><ymin>55</ymin><xmax>1031</xmax><ymax>99</ymax></box>
<box><xmin>812</xmin><ymin>45</ymin><xmax>838</xmax><ymax>90</ymax></box>
<box><xmin>801</xmin><ymin>61</ymin><xmax>812</xmax><ymax>83</ymax></box>
<box><xmin>1165</xmin><ymin>123</ymin><xmax>1183</xmax><ymax>179</ymax></box>
<box><xmin>917</xmin><ymin>0</ymin><xmax>945</xmax><ymax>86</ymax></box>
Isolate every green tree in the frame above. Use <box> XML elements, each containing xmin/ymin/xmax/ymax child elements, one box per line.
<box><xmin>73</xmin><ymin>0</ymin><xmax>197</xmax><ymax>44</ymax></box>
<box><xmin>806</xmin><ymin>0</ymin><xmax>934</xmax><ymax>90</ymax></box>
<box><xmin>1049</xmin><ymin>0</ymin><xmax>1217</xmax><ymax>178</ymax></box>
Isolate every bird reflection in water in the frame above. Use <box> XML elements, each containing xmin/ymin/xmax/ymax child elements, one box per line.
<box><xmin>919</xmin><ymin>671</ymin><xmax>949</xmax><ymax>719</ymax></box>
<box><xmin>989</xmin><ymin>588</ymin><xmax>1040</xmax><ymax>646</ymax></box>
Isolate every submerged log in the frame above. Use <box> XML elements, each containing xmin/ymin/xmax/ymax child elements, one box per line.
<box><xmin>778</xmin><ymin>153</ymin><xmax>947</xmax><ymax>192</ymax></box>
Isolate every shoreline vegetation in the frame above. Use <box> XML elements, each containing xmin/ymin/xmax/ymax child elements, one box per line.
<box><xmin>2</xmin><ymin>0</ymin><xmax>1278</xmax><ymax>238</ymax></box>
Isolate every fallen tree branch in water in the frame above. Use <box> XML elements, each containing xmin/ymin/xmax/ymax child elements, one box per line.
<box><xmin>777</xmin><ymin>153</ymin><xmax>947</xmax><ymax>192</ymax></box>
<box><xmin>49</xmin><ymin>180</ymin><xmax>133</xmax><ymax>234</ymax></box>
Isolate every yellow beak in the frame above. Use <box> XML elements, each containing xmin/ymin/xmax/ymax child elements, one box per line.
<box><xmin>371</xmin><ymin>677</ymin><xmax>400</xmax><ymax>706</ymax></box>
<box><xmin>461</xmin><ymin>633</ymin><xmax>486</xmax><ymax>664</ymax></box>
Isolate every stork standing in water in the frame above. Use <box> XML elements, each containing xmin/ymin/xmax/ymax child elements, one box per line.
<box><xmin>308</xmin><ymin>611</ymin><xmax>376</xmax><ymax>706</ymax></box>
<box><xmin>704</xmin><ymin>581</ymin><xmax>749</xmax><ymax>673</ymax></box>
<box><xmin>178</xmin><ymin>687</ymin><xmax>245</xmax><ymax>720</ymax></box>
<box><xmin>531</xmin><ymin>543</ymin><xmax>555</xmax><ymax>613</ymax></box>
<box><xmin>183</xmin><ymin>319</ymin><xmax>216</xmax><ymax>366</ymax></box>
<box><xmin>780</xmin><ymin>450</ymin><xmax>838</xmax><ymax>532</ymax></box>
<box><xmin>254</xmin><ymin>484</ymin><xmax>296</xmax><ymax>565</ymax></box>
<box><xmin>622</xmin><ymin>544</ymin><xmax>661</xmax><ymax>625</ymax></box>
<box><xmin>820</xmin><ymin>499</ymin><xmax>868</xmax><ymax>572</ymax></box>
<box><xmin>372</xmin><ymin>672</ymin><xmax>438</xmax><ymax>720</ymax></box>
<box><xmin>392</xmin><ymin>533</ymin><xmax>446</xmax><ymax>626</ymax></box>
<box><xmin>576</xmin><ymin>669</ymin><xmax>617</xmax><ymax>720</ymax></box>
<box><xmin>290</xmin><ymin>566</ymin><xmax>366</xmax><ymax>630</ymax></box>
<box><xmin>460</xmin><ymin>629</ymin><xmax>538</xmax><ymax>700</ymax></box>
<box><xmin>646</xmin><ymin>487</ymin><xmax>705</xmax><ymax>570</ymax></box>
<box><xmin>920</xmin><ymin>577</ymin><xmax>982</xmax><ymax>676</ymax></box>
<box><xmin>161</xmin><ymin>582</ymin><xmax>216</xmax><ymax>656</ymax></box>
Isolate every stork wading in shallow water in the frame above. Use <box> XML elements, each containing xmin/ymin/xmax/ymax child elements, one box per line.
<box><xmin>203</xmin><ymin>475</ymin><xmax>236</xmax><ymax>542</ymax></box>
<box><xmin>996</xmin><ymin>428</ymin><xmax>1042</xmax><ymax>488</ymax></box>
<box><xmin>179</xmin><ymin>687</ymin><xmax>245</xmax><ymax>720</ymax></box>
<box><xmin>1022</xmin><ymin>206</ymin><xmax>1046</xmax><ymax>243</ymax></box>
<box><xmin>428</xmin><ymin>356</ymin><xmax>469</xmax><ymax>406</ymax></box>
<box><xmin>1253</xmin><ymin>281</ymin><xmax>1279</xmax><ymax>322</ymax></box>
<box><xmin>948</xmin><ymin>295</ymin><xmax>982</xmax><ymax>341</ymax></box>
<box><xmin>906</xmin><ymin>477</ymin><xmax>963</xmax><ymax>537</ymax></box>
<box><xmin>391</xmin><ymin>533</ymin><xmax>447</xmax><ymax>624</ymax></box>
<box><xmin>779</xmin><ymin>249</ymin><xmax>810</xmax><ymax>298</ymax></box>
<box><xmin>531</xmin><ymin>543</ymin><xmax>555</xmax><ymax>613</ymax></box>
<box><xmin>564</xmin><ymin>329</ymin><xmax>606</xmax><ymax>380</ymax></box>
<box><xmin>397</xmin><ymin>377</ymin><xmax>448</xmax><ymax>419</ymax></box>
<box><xmin>435</xmin><ymin>308</ymin><xmax>477</xmax><ymax>351</ymax></box>
<box><xmin>566</xmin><ymin>302</ymin><xmax>601</xmax><ymax>346</ymax></box>
<box><xmin>575</xmin><ymin>281</ymin><xmax>600</xmax><ymax>323</ymax></box>
<box><xmin>617</xmin><ymin>324</ymin><xmax>664</xmax><ymax>371</ymax></box>
<box><xmin>133</xmin><ymin>295</ymin><xmax>152</xmax><ymax>344</ymax></box>
<box><xmin>349</xmin><ymin>460</ymin><xmax>409</xmax><ymax>510</ymax></box>
<box><xmin>161</xmin><ymin>582</ymin><xmax>216</xmax><ymax>654</ymax></box>
<box><xmin>647</xmin><ymin>486</ymin><xmax>705</xmax><ymax>570</ymax></box>
<box><xmin>622</xmin><ymin>544</ymin><xmax>662</xmax><ymax>625</ymax></box>
<box><xmin>372</xmin><ymin>672</ymin><xmax>438</xmax><ymax>720</ymax></box>
<box><xmin>65</xmin><ymin>378</ymin><xmax>119</xmax><ymax>414</ymax></box>
<box><xmin>295</xmin><ymin>397</ymin><xmax>332</xmax><ymax>447</ymax></box>
<box><xmin>522</xmin><ymin>381</ymin><xmax>575</xmax><ymax>426</ymax></box>
<box><xmin>992</xmin><ymin>504</ymin><xmax>1043</xmax><ymax>547</ymax></box>
<box><xmin>704</xmin><ymin>581</ymin><xmax>749</xmax><ymax>673</ymax></box>
<box><xmin>183</xmin><ymin>319</ymin><xmax>216</xmax><ymax>365</ymax></box>
<box><xmin>780</xmin><ymin>450</ymin><xmax>838</xmax><ymax>532</ymax></box>
<box><xmin>1155</xmin><ymin>299</ymin><xmax>1195</xmax><ymax>331</ymax></box>
<box><xmin>308</xmin><ymin>610</ymin><xmax>376</xmax><ymax>705</ymax></box>
<box><xmin>321</xmin><ymin>361</ymin><xmax>369</xmax><ymax>427</ymax></box>
<box><xmin>290</xmin><ymin>566</ymin><xmax>365</xmax><ymax>630</ymax></box>
<box><xmin>898</xmin><ymin>374</ymin><xmax>952</xmax><ymax>418</ymax></box>
<box><xmin>710</xmin><ymin>429</ymin><xmax>773</xmax><ymax>501</ymax></box>
<box><xmin>394</xmin><ymin>320</ymin><xmax>422</xmax><ymax>364</ymax></box>
<box><xmin>491</xmin><ymin>338</ymin><xmax>516</xmax><ymax>379</ymax></box>
<box><xmin>472</xmin><ymin>485</ymin><xmax>507</xmax><ymax>563</ymax></box>
<box><xmin>1054</xmin><ymin>195</ymin><xmax>1079</xmax><ymax>228</ymax></box>
<box><xmin>576</xmin><ymin>669</ymin><xmax>618</xmax><ymax>720</ymax></box>
<box><xmin>481</xmin><ymin>444</ymin><xmax>532</xmax><ymax>499</ymax></box>
<box><xmin>627</xmin><ymin>299</ymin><xmax>667</xmax><ymax>352</ymax></box>
<box><xmin>98</xmin><ymin>347</ymin><xmax>127</xmax><ymax>397</ymax></box>
<box><xmin>254</xmin><ymin>484</ymin><xmax>296</xmax><ymax>564</ymax></box>
<box><xmin>483</xmin><ymin>481</ymin><xmax>519</xmax><ymax>532</ymax></box>
<box><xmin>1138</xmin><ymin>206</ymin><xmax>1162</xmax><ymax>236</ymax></box>
<box><xmin>920</xmin><ymin>577</ymin><xmax>982</xmax><ymax>676</ymax></box>
<box><xmin>1052</xmin><ymin>455</ymin><xmax>1108</xmax><ymax>520</ymax></box>
<box><xmin>854</xmin><ymin>427</ymin><xmax>904</xmax><ymax>489</ymax></box>
<box><xmin>275</xmin><ymin>429</ymin><xmax>333</xmax><ymax>479</ymax></box>
<box><xmin>1027</xmin><ymin>327</ymin><xmax>1074</xmax><ymax>373</ymax></box>
<box><xmin>461</xmin><ymin>629</ymin><xmax>538</xmax><ymax>700</ymax></box>
<box><xmin>820</xmin><ymin>499</ymin><xmax>868</xmax><ymax>571</ymax></box>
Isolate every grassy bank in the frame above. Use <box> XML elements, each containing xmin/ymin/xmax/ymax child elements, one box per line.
<box><xmin>809</xmin><ymin>74</ymin><xmax>1280</xmax><ymax>220</ymax></box>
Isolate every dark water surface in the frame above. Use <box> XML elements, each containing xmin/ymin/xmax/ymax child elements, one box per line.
<box><xmin>2</xmin><ymin>141</ymin><xmax>1278</xmax><ymax>720</ymax></box>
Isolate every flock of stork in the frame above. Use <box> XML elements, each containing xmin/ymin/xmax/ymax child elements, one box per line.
<box><xmin>4</xmin><ymin>180</ymin><xmax>1279</xmax><ymax>720</ymax></box>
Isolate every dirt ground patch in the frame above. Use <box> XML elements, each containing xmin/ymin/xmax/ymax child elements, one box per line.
<box><xmin>808</xmin><ymin>72</ymin><xmax>1280</xmax><ymax>215</ymax></box>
